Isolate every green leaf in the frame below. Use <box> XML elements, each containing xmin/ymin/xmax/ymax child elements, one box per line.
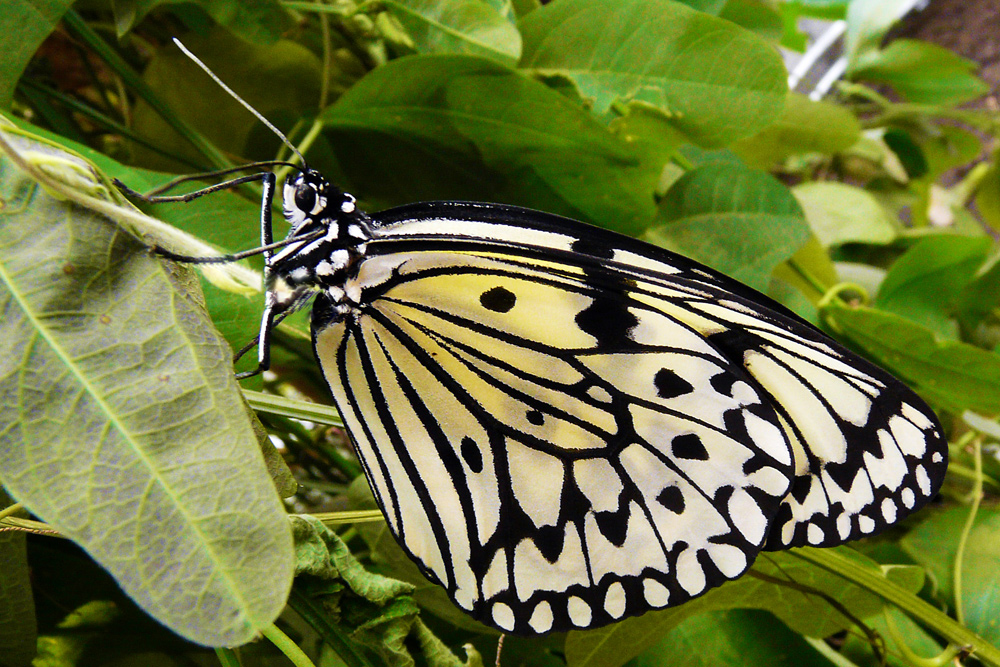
<box><xmin>919</xmin><ymin>125</ymin><xmax>986</xmax><ymax>182</ymax></box>
<box><xmin>347</xmin><ymin>478</ymin><xmax>496</xmax><ymax>635</ymax></box>
<box><xmin>647</xmin><ymin>163</ymin><xmax>809</xmax><ymax>291</ymax></box>
<box><xmin>111</xmin><ymin>0</ymin><xmax>292</xmax><ymax>43</ymax></box>
<box><xmin>734</xmin><ymin>93</ymin><xmax>862</xmax><ymax>168</ymax></box>
<box><xmin>0</xmin><ymin>141</ymin><xmax>294</xmax><ymax>646</ymax></box>
<box><xmin>383</xmin><ymin>0</ymin><xmax>522</xmax><ymax>65</ymax></box>
<box><xmin>777</xmin><ymin>1</ymin><xmax>847</xmax><ymax>51</ymax></box>
<box><xmin>633</xmin><ymin>609</ymin><xmax>832</xmax><ymax>667</ymax></box>
<box><xmin>0</xmin><ymin>0</ymin><xmax>71</xmax><ymax>109</ymax></box>
<box><xmin>840</xmin><ymin>607</ymin><xmax>944</xmax><ymax>667</ymax></box>
<box><xmin>845</xmin><ymin>0</ymin><xmax>917</xmax><ymax>70</ymax></box>
<box><xmin>565</xmin><ymin>547</ymin><xmax>919</xmax><ymax>667</ymax></box>
<box><xmin>882</xmin><ymin>128</ymin><xmax>928</xmax><ymax>180</ymax></box>
<box><xmin>955</xmin><ymin>251</ymin><xmax>1000</xmax><ymax>337</ymax></box>
<box><xmin>875</xmin><ymin>235</ymin><xmax>991</xmax><ymax>339</ymax></box>
<box><xmin>773</xmin><ymin>235</ymin><xmax>839</xmax><ymax>306</ymax></box>
<box><xmin>519</xmin><ymin>0</ymin><xmax>787</xmax><ymax>146</ymax></box>
<box><xmin>820</xmin><ymin>303</ymin><xmax>1000</xmax><ymax>414</ymax></box>
<box><xmin>290</xmin><ymin>515</ymin><xmax>479</xmax><ymax>667</ymax></box>
<box><xmin>321</xmin><ymin>54</ymin><xmax>656</xmax><ymax>235</ymax></box>
<box><xmin>0</xmin><ymin>494</ymin><xmax>36</xmax><ymax>667</ymax></box>
<box><xmin>900</xmin><ymin>506</ymin><xmax>1000</xmax><ymax>648</ymax></box>
<box><xmin>851</xmin><ymin>39</ymin><xmax>989</xmax><ymax>106</ymax></box>
<box><xmin>793</xmin><ymin>182</ymin><xmax>897</xmax><ymax>248</ymax></box>
<box><xmin>719</xmin><ymin>0</ymin><xmax>784</xmax><ymax>43</ymax></box>
<box><xmin>975</xmin><ymin>162</ymin><xmax>1000</xmax><ymax>231</ymax></box>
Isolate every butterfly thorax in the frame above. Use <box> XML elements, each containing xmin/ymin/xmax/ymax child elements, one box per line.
<box><xmin>269</xmin><ymin>170</ymin><xmax>372</xmax><ymax>310</ymax></box>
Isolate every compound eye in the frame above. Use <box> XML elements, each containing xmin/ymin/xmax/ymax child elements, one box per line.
<box><xmin>294</xmin><ymin>183</ymin><xmax>317</xmax><ymax>214</ymax></box>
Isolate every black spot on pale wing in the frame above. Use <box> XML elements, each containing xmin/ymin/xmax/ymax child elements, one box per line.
<box><xmin>534</xmin><ymin>524</ymin><xmax>566</xmax><ymax>562</ymax></box>
<box><xmin>654</xmin><ymin>368</ymin><xmax>694</xmax><ymax>399</ymax></box>
<box><xmin>709</xmin><ymin>371</ymin><xmax>739</xmax><ymax>397</ymax></box>
<box><xmin>595</xmin><ymin>505</ymin><xmax>630</xmax><ymax>547</ymax></box>
<box><xmin>706</xmin><ymin>327</ymin><xmax>769</xmax><ymax>355</ymax></box>
<box><xmin>526</xmin><ymin>409</ymin><xmax>544</xmax><ymax>426</ymax></box>
<box><xmin>461</xmin><ymin>436</ymin><xmax>484</xmax><ymax>473</ymax></box>
<box><xmin>571</xmin><ymin>238</ymin><xmax>615</xmax><ymax>259</ymax></box>
<box><xmin>656</xmin><ymin>486</ymin><xmax>685</xmax><ymax>514</ymax></box>
<box><xmin>825</xmin><ymin>459</ymin><xmax>860</xmax><ymax>492</ymax></box>
<box><xmin>789</xmin><ymin>476</ymin><xmax>812</xmax><ymax>504</ymax></box>
<box><xmin>575</xmin><ymin>296</ymin><xmax>639</xmax><ymax>350</ymax></box>
<box><xmin>672</xmin><ymin>433</ymin><xmax>709</xmax><ymax>460</ymax></box>
<box><xmin>480</xmin><ymin>286</ymin><xmax>516</xmax><ymax>313</ymax></box>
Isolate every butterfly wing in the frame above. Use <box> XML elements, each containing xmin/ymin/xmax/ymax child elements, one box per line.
<box><xmin>312</xmin><ymin>201</ymin><xmax>946</xmax><ymax>634</ymax></box>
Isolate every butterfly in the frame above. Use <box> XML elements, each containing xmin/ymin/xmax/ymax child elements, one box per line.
<box><xmin>125</xmin><ymin>40</ymin><xmax>949</xmax><ymax>638</ymax></box>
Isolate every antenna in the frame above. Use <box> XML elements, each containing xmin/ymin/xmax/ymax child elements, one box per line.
<box><xmin>173</xmin><ymin>38</ymin><xmax>307</xmax><ymax>166</ymax></box>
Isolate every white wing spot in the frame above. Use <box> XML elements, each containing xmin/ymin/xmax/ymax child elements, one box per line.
<box><xmin>932</xmin><ymin>451</ymin><xmax>943</xmax><ymax>464</ymax></box>
<box><xmin>742</xmin><ymin>412</ymin><xmax>792</xmax><ymax>466</ymax></box>
<box><xmin>643</xmin><ymin>578</ymin><xmax>670</xmax><ymax>608</ymax></box>
<box><xmin>836</xmin><ymin>513</ymin><xmax>851</xmax><ymax>540</ymax></box>
<box><xmin>567</xmin><ymin>596</ymin><xmax>592</xmax><ymax>627</ymax></box>
<box><xmin>528</xmin><ymin>601</ymin><xmax>554</xmax><ymax>634</ymax></box>
<box><xmin>859</xmin><ymin>515</ymin><xmax>876</xmax><ymax>533</ymax></box>
<box><xmin>290</xmin><ymin>266</ymin><xmax>310</xmax><ymax>282</ymax></box>
<box><xmin>889</xmin><ymin>415</ymin><xmax>929</xmax><ymax>457</ymax></box>
<box><xmin>492</xmin><ymin>602</ymin><xmax>515</xmax><ymax>631</ymax></box>
<box><xmin>710</xmin><ymin>544</ymin><xmax>747</xmax><ymax>577</ymax></box>
<box><xmin>915</xmin><ymin>465</ymin><xmax>932</xmax><ymax>495</ymax></box>
<box><xmin>807</xmin><ymin>524</ymin><xmax>824</xmax><ymax>545</ymax></box>
<box><xmin>454</xmin><ymin>588</ymin><xmax>474</xmax><ymax>612</ymax></box>
<box><xmin>901</xmin><ymin>487</ymin><xmax>916</xmax><ymax>509</ymax></box>
<box><xmin>604</xmin><ymin>582</ymin><xmax>627</xmax><ymax>618</ymax></box>
<box><xmin>676</xmin><ymin>549</ymin><xmax>707</xmax><ymax>595</ymax></box>
<box><xmin>728</xmin><ymin>490</ymin><xmax>768</xmax><ymax>545</ymax></box>
<box><xmin>901</xmin><ymin>402</ymin><xmax>934</xmax><ymax>430</ymax></box>
<box><xmin>881</xmin><ymin>498</ymin><xmax>898</xmax><ymax>523</ymax></box>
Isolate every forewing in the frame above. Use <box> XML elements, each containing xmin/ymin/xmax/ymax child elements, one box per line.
<box><xmin>367</xmin><ymin>202</ymin><xmax>948</xmax><ymax>551</ymax></box>
<box><xmin>313</xmin><ymin>250</ymin><xmax>794</xmax><ymax>635</ymax></box>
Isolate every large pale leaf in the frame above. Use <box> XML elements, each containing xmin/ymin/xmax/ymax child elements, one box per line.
<box><xmin>0</xmin><ymin>140</ymin><xmax>294</xmax><ymax>646</ymax></box>
<box><xmin>519</xmin><ymin>0</ymin><xmax>787</xmax><ymax>146</ymax></box>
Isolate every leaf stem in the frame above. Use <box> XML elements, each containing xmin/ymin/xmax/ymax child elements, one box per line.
<box><xmin>0</xmin><ymin>502</ymin><xmax>23</xmax><ymax>521</ymax></box>
<box><xmin>953</xmin><ymin>434</ymin><xmax>984</xmax><ymax>626</ymax></box>
<box><xmin>260</xmin><ymin>623</ymin><xmax>319</xmax><ymax>667</ymax></box>
<box><xmin>214</xmin><ymin>647</ymin><xmax>242</xmax><ymax>667</ymax></box>
<box><xmin>789</xmin><ymin>549</ymin><xmax>1000</xmax><ymax>666</ymax></box>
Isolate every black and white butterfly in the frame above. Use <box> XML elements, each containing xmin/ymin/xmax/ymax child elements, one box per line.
<box><xmin>128</xmin><ymin>40</ymin><xmax>949</xmax><ymax>638</ymax></box>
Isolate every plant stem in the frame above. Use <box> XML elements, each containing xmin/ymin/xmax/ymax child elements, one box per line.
<box><xmin>260</xmin><ymin>623</ymin><xmax>319</xmax><ymax>667</ymax></box>
<box><xmin>954</xmin><ymin>435</ymin><xmax>984</xmax><ymax>626</ymax></box>
<box><xmin>790</xmin><ymin>548</ymin><xmax>1000</xmax><ymax>667</ymax></box>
